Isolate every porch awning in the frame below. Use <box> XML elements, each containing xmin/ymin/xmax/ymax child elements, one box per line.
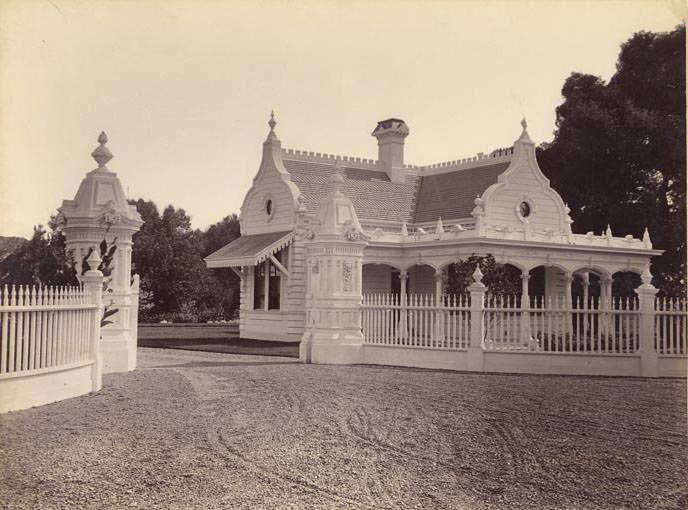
<box><xmin>204</xmin><ymin>230</ymin><xmax>293</xmax><ymax>268</ymax></box>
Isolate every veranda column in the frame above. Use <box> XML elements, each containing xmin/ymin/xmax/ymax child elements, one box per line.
<box><xmin>58</xmin><ymin>132</ymin><xmax>143</xmax><ymax>373</ymax></box>
<box><xmin>302</xmin><ymin>172</ymin><xmax>368</xmax><ymax>364</ymax></box>
<box><xmin>467</xmin><ymin>266</ymin><xmax>486</xmax><ymax>372</ymax></box>
<box><xmin>602</xmin><ymin>276</ymin><xmax>614</xmax><ymax>340</ymax></box>
<box><xmin>520</xmin><ymin>271</ymin><xmax>531</xmax><ymax>347</ymax></box>
<box><xmin>635</xmin><ymin>267</ymin><xmax>659</xmax><ymax>377</ymax></box>
<box><xmin>563</xmin><ymin>273</ymin><xmax>574</xmax><ymax>342</ymax></box>
<box><xmin>399</xmin><ymin>271</ymin><xmax>408</xmax><ymax>340</ymax></box>
<box><xmin>434</xmin><ymin>268</ymin><xmax>445</xmax><ymax>344</ymax></box>
<box><xmin>581</xmin><ymin>271</ymin><xmax>590</xmax><ymax>306</ymax></box>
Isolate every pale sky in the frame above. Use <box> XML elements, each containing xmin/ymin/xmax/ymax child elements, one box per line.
<box><xmin>0</xmin><ymin>0</ymin><xmax>683</xmax><ymax>238</ymax></box>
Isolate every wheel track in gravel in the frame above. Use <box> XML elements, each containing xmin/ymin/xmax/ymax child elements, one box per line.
<box><xmin>174</xmin><ymin>365</ymin><xmax>371</xmax><ymax>509</ymax></box>
<box><xmin>342</xmin><ymin>404</ymin><xmax>458</xmax><ymax>477</ymax></box>
<box><xmin>211</xmin><ymin>427</ymin><xmax>371</xmax><ymax>509</ymax></box>
<box><xmin>152</xmin><ymin>356</ymin><xmax>683</xmax><ymax>508</ymax></box>
<box><xmin>255</xmin><ymin>380</ymin><xmax>400</xmax><ymax>510</ymax></box>
<box><xmin>348</xmin><ymin>407</ymin><xmax>404</xmax><ymax>510</ymax></box>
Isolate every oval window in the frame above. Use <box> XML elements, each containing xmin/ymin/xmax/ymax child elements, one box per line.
<box><xmin>266</xmin><ymin>199</ymin><xmax>273</xmax><ymax>216</ymax></box>
<box><xmin>519</xmin><ymin>201</ymin><xmax>531</xmax><ymax>218</ymax></box>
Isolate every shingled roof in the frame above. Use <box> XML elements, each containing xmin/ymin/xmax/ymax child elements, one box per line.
<box><xmin>282</xmin><ymin>155</ymin><xmax>510</xmax><ymax>225</ymax></box>
<box><xmin>413</xmin><ymin>162</ymin><xmax>509</xmax><ymax>223</ymax></box>
<box><xmin>283</xmin><ymin>159</ymin><xmax>418</xmax><ymax>223</ymax></box>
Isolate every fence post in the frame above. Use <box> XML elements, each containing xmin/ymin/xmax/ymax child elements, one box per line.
<box><xmin>130</xmin><ymin>274</ymin><xmax>140</xmax><ymax>353</ymax></box>
<box><xmin>635</xmin><ymin>267</ymin><xmax>658</xmax><ymax>378</ymax></box>
<box><xmin>467</xmin><ymin>266</ymin><xmax>486</xmax><ymax>372</ymax></box>
<box><xmin>82</xmin><ymin>249</ymin><xmax>104</xmax><ymax>393</ymax></box>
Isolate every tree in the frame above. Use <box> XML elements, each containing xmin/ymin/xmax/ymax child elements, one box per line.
<box><xmin>445</xmin><ymin>254</ymin><xmax>521</xmax><ymax>298</ymax></box>
<box><xmin>537</xmin><ymin>25</ymin><xmax>686</xmax><ymax>296</ymax></box>
<box><xmin>198</xmin><ymin>214</ymin><xmax>242</xmax><ymax>320</ymax></box>
<box><xmin>202</xmin><ymin>213</ymin><xmax>241</xmax><ymax>258</ymax></box>
<box><xmin>130</xmin><ymin>199</ymin><xmax>206</xmax><ymax>318</ymax></box>
<box><xmin>0</xmin><ymin>222</ymin><xmax>78</xmax><ymax>287</ymax></box>
<box><xmin>129</xmin><ymin>200</ymin><xmax>242</xmax><ymax>322</ymax></box>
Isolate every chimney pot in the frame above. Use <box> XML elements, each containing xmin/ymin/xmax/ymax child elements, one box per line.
<box><xmin>371</xmin><ymin>118</ymin><xmax>409</xmax><ymax>183</ymax></box>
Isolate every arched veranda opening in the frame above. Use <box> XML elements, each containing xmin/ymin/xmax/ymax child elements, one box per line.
<box><xmin>362</xmin><ymin>262</ymin><xmax>437</xmax><ymax>298</ymax></box>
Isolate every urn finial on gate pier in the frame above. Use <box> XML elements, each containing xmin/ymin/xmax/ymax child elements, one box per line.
<box><xmin>91</xmin><ymin>131</ymin><xmax>113</xmax><ymax>169</ymax></box>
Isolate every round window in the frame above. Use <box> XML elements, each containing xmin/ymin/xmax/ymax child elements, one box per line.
<box><xmin>266</xmin><ymin>199</ymin><xmax>273</xmax><ymax>216</ymax></box>
<box><xmin>519</xmin><ymin>201</ymin><xmax>531</xmax><ymax>218</ymax></box>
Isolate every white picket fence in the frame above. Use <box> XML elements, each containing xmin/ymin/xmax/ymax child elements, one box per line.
<box><xmin>362</xmin><ymin>293</ymin><xmax>470</xmax><ymax>349</ymax></box>
<box><xmin>656</xmin><ymin>297</ymin><xmax>688</xmax><ymax>355</ymax></box>
<box><xmin>0</xmin><ymin>285</ymin><xmax>98</xmax><ymax>374</ymax></box>
<box><xmin>0</xmin><ymin>283</ymin><xmax>103</xmax><ymax>413</ymax></box>
<box><xmin>484</xmin><ymin>296</ymin><xmax>642</xmax><ymax>354</ymax></box>
<box><xmin>362</xmin><ymin>293</ymin><xmax>687</xmax><ymax>357</ymax></box>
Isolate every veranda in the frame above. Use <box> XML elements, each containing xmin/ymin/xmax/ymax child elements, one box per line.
<box><xmin>358</xmin><ymin>261</ymin><xmax>686</xmax><ymax>377</ymax></box>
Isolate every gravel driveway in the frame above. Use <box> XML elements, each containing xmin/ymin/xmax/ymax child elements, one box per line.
<box><xmin>1</xmin><ymin>348</ymin><xmax>686</xmax><ymax>509</ymax></box>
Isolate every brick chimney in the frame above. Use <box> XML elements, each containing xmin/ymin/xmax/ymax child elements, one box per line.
<box><xmin>372</xmin><ymin>118</ymin><xmax>409</xmax><ymax>183</ymax></box>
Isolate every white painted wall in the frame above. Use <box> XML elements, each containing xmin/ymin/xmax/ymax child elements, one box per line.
<box><xmin>240</xmin><ymin>240</ymin><xmax>307</xmax><ymax>343</ymax></box>
<box><xmin>480</xmin><ymin>128</ymin><xmax>570</xmax><ymax>235</ymax></box>
<box><xmin>242</xmin><ymin>170</ymin><xmax>297</xmax><ymax>235</ymax></box>
<box><xmin>0</xmin><ymin>362</ymin><xmax>95</xmax><ymax>413</ymax></box>
<box><xmin>545</xmin><ymin>266</ymin><xmax>567</xmax><ymax>299</ymax></box>
<box><xmin>485</xmin><ymin>164</ymin><xmax>565</xmax><ymax>232</ymax></box>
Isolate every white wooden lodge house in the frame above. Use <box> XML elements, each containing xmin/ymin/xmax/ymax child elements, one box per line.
<box><xmin>1</xmin><ymin>119</ymin><xmax>684</xmax><ymax>414</ymax></box>
<box><xmin>205</xmin><ymin>114</ymin><xmax>685</xmax><ymax>377</ymax></box>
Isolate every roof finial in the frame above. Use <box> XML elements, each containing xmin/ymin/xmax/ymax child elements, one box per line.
<box><xmin>91</xmin><ymin>131</ymin><xmax>113</xmax><ymax>169</ymax></box>
<box><xmin>516</xmin><ymin>116</ymin><xmax>532</xmax><ymax>144</ymax></box>
<box><xmin>268</xmin><ymin>110</ymin><xmax>276</xmax><ymax>132</ymax></box>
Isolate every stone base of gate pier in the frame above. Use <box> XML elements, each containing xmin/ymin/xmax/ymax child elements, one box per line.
<box><xmin>309</xmin><ymin>331</ymin><xmax>364</xmax><ymax>365</ymax></box>
<box><xmin>101</xmin><ymin>336</ymin><xmax>137</xmax><ymax>373</ymax></box>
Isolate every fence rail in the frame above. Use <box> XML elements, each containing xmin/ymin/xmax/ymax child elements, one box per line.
<box><xmin>362</xmin><ymin>293</ymin><xmax>470</xmax><ymax>349</ymax></box>
<box><xmin>0</xmin><ymin>285</ymin><xmax>97</xmax><ymax>375</ymax></box>
<box><xmin>362</xmin><ymin>293</ymin><xmax>687</xmax><ymax>358</ymax></box>
<box><xmin>656</xmin><ymin>297</ymin><xmax>687</xmax><ymax>355</ymax></box>
<box><xmin>484</xmin><ymin>296</ymin><xmax>640</xmax><ymax>354</ymax></box>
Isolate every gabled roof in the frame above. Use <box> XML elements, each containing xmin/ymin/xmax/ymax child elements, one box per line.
<box><xmin>413</xmin><ymin>161</ymin><xmax>509</xmax><ymax>223</ymax></box>
<box><xmin>281</xmin><ymin>148</ymin><xmax>512</xmax><ymax>225</ymax></box>
<box><xmin>283</xmin><ymin>159</ymin><xmax>418</xmax><ymax>223</ymax></box>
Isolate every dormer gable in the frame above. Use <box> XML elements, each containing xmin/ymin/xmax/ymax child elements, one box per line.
<box><xmin>478</xmin><ymin>119</ymin><xmax>573</xmax><ymax>235</ymax></box>
<box><xmin>239</xmin><ymin>113</ymin><xmax>302</xmax><ymax>235</ymax></box>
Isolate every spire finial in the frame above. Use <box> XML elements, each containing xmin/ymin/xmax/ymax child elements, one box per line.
<box><xmin>91</xmin><ymin>131</ymin><xmax>113</xmax><ymax>169</ymax></box>
<box><xmin>268</xmin><ymin>110</ymin><xmax>276</xmax><ymax>132</ymax></box>
<box><xmin>517</xmin><ymin>117</ymin><xmax>532</xmax><ymax>143</ymax></box>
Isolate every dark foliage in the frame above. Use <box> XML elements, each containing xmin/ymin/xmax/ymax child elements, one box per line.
<box><xmin>0</xmin><ymin>223</ymin><xmax>78</xmax><ymax>286</ymax></box>
<box><xmin>445</xmin><ymin>254</ymin><xmax>521</xmax><ymax>298</ymax></box>
<box><xmin>130</xmin><ymin>200</ymin><xmax>241</xmax><ymax>322</ymax></box>
<box><xmin>537</xmin><ymin>25</ymin><xmax>686</xmax><ymax>296</ymax></box>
